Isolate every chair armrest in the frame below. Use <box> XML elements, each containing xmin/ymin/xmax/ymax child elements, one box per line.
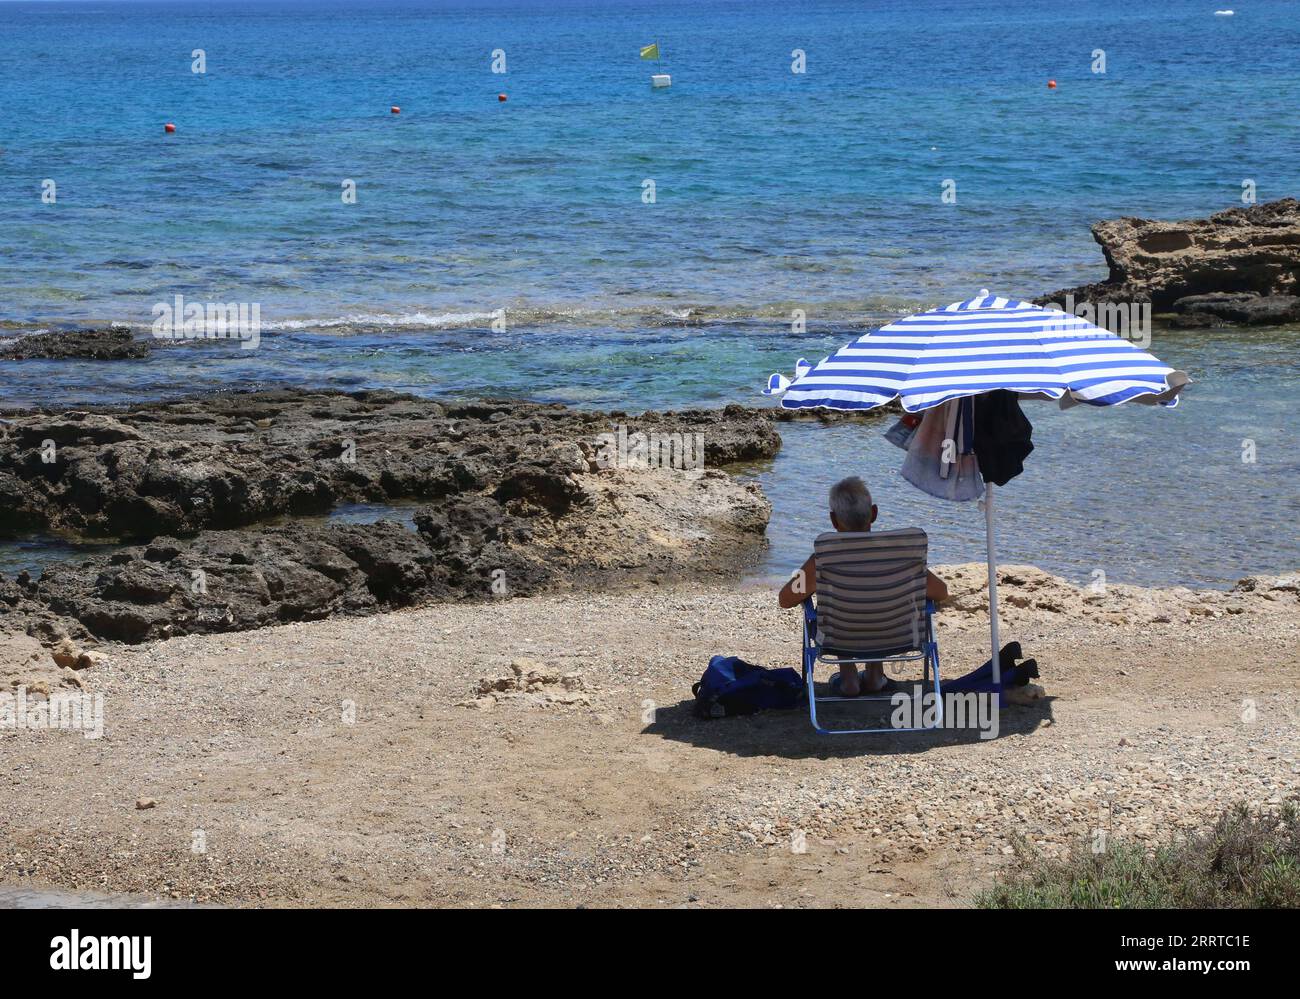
<box><xmin>801</xmin><ymin>597</ymin><xmax>818</xmax><ymax>653</ymax></box>
<box><xmin>925</xmin><ymin>598</ymin><xmax>936</xmax><ymax>616</ymax></box>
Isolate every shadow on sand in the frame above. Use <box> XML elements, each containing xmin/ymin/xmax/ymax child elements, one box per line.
<box><xmin>644</xmin><ymin>694</ymin><xmax>1055</xmax><ymax>760</ymax></box>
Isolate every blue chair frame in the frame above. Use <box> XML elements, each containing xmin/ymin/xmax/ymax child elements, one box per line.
<box><xmin>801</xmin><ymin>596</ymin><xmax>943</xmax><ymax>735</ymax></box>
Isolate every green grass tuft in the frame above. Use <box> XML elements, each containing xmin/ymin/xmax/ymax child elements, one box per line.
<box><xmin>977</xmin><ymin>802</ymin><xmax>1300</xmax><ymax>909</ymax></box>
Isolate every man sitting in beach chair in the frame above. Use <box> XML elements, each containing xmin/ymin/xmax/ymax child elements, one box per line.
<box><xmin>778</xmin><ymin>476</ymin><xmax>948</xmax><ymax>697</ymax></box>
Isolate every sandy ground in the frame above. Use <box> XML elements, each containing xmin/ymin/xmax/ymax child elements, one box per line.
<box><xmin>2</xmin><ymin>564</ymin><xmax>1297</xmax><ymax>909</ymax></box>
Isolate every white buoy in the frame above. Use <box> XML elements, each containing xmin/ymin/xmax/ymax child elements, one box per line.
<box><xmin>1214</xmin><ymin>9</ymin><xmax>1234</xmax><ymax>15</ymax></box>
<box><xmin>651</xmin><ymin>74</ymin><xmax>672</xmax><ymax>88</ymax></box>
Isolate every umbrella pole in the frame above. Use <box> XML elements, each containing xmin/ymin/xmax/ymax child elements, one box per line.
<box><xmin>985</xmin><ymin>483</ymin><xmax>1001</xmax><ymax>688</ymax></box>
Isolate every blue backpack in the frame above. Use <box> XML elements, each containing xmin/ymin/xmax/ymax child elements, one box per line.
<box><xmin>692</xmin><ymin>656</ymin><xmax>805</xmax><ymax>719</ymax></box>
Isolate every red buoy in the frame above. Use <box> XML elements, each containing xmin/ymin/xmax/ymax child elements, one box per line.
<box><xmin>390</xmin><ymin>106</ymin><xmax>401</xmax><ymax>114</ymax></box>
<box><xmin>497</xmin><ymin>93</ymin><xmax>507</xmax><ymax>102</ymax></box>
<box><xmin>164</xmin><ymin>122</ymin><xmax>176</xmax><ymax>133</ymax></box>
<box><xmin>1047</xmin><ymin>79</ymin><xmax>1057</xmax><ymax>89</ymax></box>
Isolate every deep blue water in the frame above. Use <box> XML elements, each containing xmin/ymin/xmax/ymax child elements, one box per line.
<box><xmin>0</xmin><ymin>0</ymin><xmax>1297</xmax><ymax>587</ymax></box>
<box><xmin>3</xmin><ymin>0</ymin><xmax>1299</xmax><ymax>329</ymax></box>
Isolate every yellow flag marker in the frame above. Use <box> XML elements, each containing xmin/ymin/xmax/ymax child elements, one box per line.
<box><xmin>640</xmin><ymin>43</ymin><xmax>660</xmax><ymax>60</ymax></box>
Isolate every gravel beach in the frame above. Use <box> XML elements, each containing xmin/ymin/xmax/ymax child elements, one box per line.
<box><xmin>3</xmin><ymin>564</ymin><xmax>1296</xmax><ymax>908</ymax></box>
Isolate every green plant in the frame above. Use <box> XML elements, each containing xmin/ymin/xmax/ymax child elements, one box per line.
<box><xmin>977</xmin><ymin>802</ymin><xmax>1300</xmax><ymax>908</ymax></box>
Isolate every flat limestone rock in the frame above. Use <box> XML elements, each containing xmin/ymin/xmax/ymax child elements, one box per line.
<box><xmin>1</xmin><ymin>390</ymin><xmax>778</xmax><ymax>643</ymax></box>
<box><xmin>0</xmin><ymin>629</ymin><xmax>84</xmax><ymax>696</ymax></box>
<box><xmin>1037</xmin><ymin>197</ymin><xmax>1300</xmax><ymax>315</ymax></box>
<box><xmin>0</xmin><ymin>389</ymin><xmax>781</xmax><ymax>541</ymax></box>
<box><xmin>0</xmin><ymin>328</ymin><xmax>151</xmax><ymax>361</ymax></box>
<box><xmin>1169</xmin><ymin>292</ymin><xmax>1300</xmax><ymax>326</ymax></box>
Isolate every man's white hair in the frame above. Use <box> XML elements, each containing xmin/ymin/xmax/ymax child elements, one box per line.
<box><xmin>829</xmin><ymin>476</ymin><xmax>873</xmax><ymax>531</ymax></box>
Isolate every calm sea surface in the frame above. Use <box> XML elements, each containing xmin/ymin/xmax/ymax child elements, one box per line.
<box><xmin>1</xmin><ymin>0</ymin><xmax>1297</xmax><ymax>585</ymax></box>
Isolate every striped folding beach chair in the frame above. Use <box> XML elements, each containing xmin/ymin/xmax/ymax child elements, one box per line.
<box><xmin>801</xmin><ymin>528</ymin><xmax>942</xmax><ymax>735</ymax></box>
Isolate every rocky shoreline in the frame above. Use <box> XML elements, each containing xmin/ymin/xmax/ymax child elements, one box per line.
<box><xmin>0</xmin><ymin>328</ymin><xmax>151</xmax><ymax>361</ymax></box>
<box><xmin>4</xmin><ymin>195</ymin><xmax>1297</xmax><ymax>659</ymax></box>
<box><xmin>1037</xmin><ymin>197</ymin><xmax>1300</xmax><ymax>325</ymax></box>
<box><xmin>1</xmin><ymin>389</ymin><xmax>783</xmax><ymax>651</ymax></box>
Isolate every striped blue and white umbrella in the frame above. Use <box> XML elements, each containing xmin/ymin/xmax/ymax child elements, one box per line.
<box><xmin>765</xmin><ymin>291</ymin><xmax>1188</xmax><ymax>687</ymax></box>
<box><xmin>765</xmin><ymin>291</ymin><xmax>1187</xmax><ymax>413</ymax></box>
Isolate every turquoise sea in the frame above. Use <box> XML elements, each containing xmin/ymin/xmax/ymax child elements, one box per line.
<box><xmin>0</xmin><ymin>0</ymin><xmax>1297</xmax><ymax>585</ymax></box>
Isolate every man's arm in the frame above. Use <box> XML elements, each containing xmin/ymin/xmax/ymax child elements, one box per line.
<box><xmin>926</xmin><ymin>569</ymin><xmax>948</xmax><ymax>604</ymax></box>
<box><xmin>778</xmin><ymin>554</ymin><xmax>816</xmax><ymax>609</ymax></box>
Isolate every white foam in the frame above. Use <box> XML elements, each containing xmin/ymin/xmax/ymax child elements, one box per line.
<box><xmin>259</xmin><ymin>311</ymin><xmax>499</xmax><ymax>332</ymax></box>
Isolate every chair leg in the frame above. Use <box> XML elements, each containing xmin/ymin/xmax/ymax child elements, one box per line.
<box><xmin>803</xmin><ymin>619</ymin><xmax>946</xmax><ymax>734</ymax></box>
<box><xmin>807</xmin><ymin>670</ymin><xmax>829</xmax><ymax>735</ymax></box>
<box><xmin>929</xmin><ymin>641</ymin><xmax>943</xmax><ymax>728</ymax></box>
<box><xmin>806</xmin><ymin>664</ymin><xmax>935</xmax><ymax>736</ymax></box>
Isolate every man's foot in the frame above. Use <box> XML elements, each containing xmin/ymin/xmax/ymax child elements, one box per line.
<box><xmin>837</xmin><ymin>665</ymin><xmax>861</xmax><ymax>697</ymax></box>
<box><xmin>862</xmin><ymin>664</ymin><xmax>888</xmax><ymax>693</ymax></box>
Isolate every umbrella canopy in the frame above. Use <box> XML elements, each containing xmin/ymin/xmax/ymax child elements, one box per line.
<box><xmin>766</xmin><ymin>291</ymin><xmax>1187</xmax><ymax>413</ymax></box>
<box><xmin>765</xmin><ymin>291</ymin><xmax>1188</xmax><ymax>691</ymax></box>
